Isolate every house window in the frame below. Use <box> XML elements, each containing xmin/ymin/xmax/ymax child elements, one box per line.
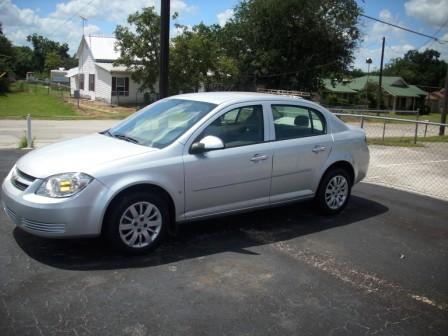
<box><xmin>89</xmin><ymin>74</ymin><xmax>95</xmax><ymax>91</ymax></box>
<box><xmin>112</xmin><ymin>76</ymin><xmax>129</xmax><ymax>96</ymax></box>
<box><xmin>79</xmin><ymin>73</ymin><xmax>84</xmax><ymax>90</ymax></box>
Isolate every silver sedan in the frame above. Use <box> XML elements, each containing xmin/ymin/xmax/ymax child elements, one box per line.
<box><xmin>2</xmin><ymin>92</ymin><xmax>369</xmax><ymax>253</ymax></box>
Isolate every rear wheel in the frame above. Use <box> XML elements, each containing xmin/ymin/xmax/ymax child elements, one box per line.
<box><xmin>105</xmin><ymin>191</ymin><xmax>169</xmax><ymax>254</ymax></box>
<box><xmin>316</xmin><ymin>168</ymin><xmax>351</xmax><ymax>215</ymax></box>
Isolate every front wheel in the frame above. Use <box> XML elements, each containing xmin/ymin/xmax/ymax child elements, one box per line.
<box><xmin>316</xmin><ymin>168</ymin><xmax>351</xmax><ymax>215</ymax></box>
<box><xmin>105</xmin><ymin>192</ymin><xmax>169</xmax><ymax>254</ymax></box>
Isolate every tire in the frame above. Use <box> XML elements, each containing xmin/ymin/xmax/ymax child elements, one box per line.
<box><xmin>316</xmin><ymin>168</ymin><xmax>352</xmax><ymax>215</ymax></box>
<box><xmin>104</xmin><ymin>191</ymin><xmax>169</xmax><ymax>254</ymax></box>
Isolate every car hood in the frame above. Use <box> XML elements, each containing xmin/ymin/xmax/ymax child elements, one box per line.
<box><xmin>16</xmin><ymin>133</ymin><xmax>156</xmax><ymax>178</ymax></box>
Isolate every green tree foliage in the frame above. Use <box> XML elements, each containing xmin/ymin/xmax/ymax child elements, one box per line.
<box><xmin>170</xmin><ymin>23</ymin><xmax>239</xmax><ymax>93</ymax></box>
<box><xmin>114</xmin><ymin>1</ymin><xmax>360</xmax><ymax>94</ymax></box>
<box><xmin>0</xmin><ymin>23</ymin><xmax>14</xmax><ymax>93</ymax></box>
<box><xmin>26</xmin><ymin>33</ymin><xmax>71</xmax><ymax>73</ymax></box>
<box><xmin>220</xmin><ymin>0</ymin><xmax>361</xmax><ymax>90</ymax></box>
<box><xmin>114</xmin><ymin>6</ymin><xmax>161</xmax><ymax>93</ymax></box>
<box><xmin>383</xmin><ymin>49</ymin><xmax>447</xmax><ymax>88</ymax></box>
<box><xmin>44</xmin><ymin>51</ymin><xmax>63</xmax><ymax>73</ymax></box>
<box><xmin>12</xmin><ymin>46</ymin><xmax>35</xmax><ymax>78</ymax></box>
<box><xmin>64</xmin><ymin>55</ymin><xmax>78</xmax><ymax>70</ymax></box>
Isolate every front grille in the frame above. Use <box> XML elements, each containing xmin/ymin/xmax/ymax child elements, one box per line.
<box><xmin>11</xmin><ymin>168</ymin><xmax>36</xmax><ymax>191</ymax></box>
<box><xmin>16</xmin><ymin>169</ymin><xmax>36</xmax><ymax>182</ymax></box>
<box><xmin>21</xmin><ymin>218</ymin><xmax>66</xmax><ymax>234</ymax></box>
<box><xmin>5</xmin><ymin>207</ymin><xmax>18</xmax><ymax>224</ymax></box>
<box><xmin>11</xmin><ymin>178</ymin><xmax>28</xmax><ymax>191</ymax></box>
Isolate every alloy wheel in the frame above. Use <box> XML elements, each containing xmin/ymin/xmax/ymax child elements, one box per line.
<box><xmin>324</xmin><ymin>175</ymin><xmax>349</xmax><ymax>210</ymax></box>
<box><xmin>118</xmin><ymin>201</ymin><xmax>162</xmax><ymax>248</ymax></box>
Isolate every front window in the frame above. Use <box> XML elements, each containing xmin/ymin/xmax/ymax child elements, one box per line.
<box><xmin>200</xmin><ymin>105</ymin><xmax>264</xmax><ymax>148</ymax></box>
<box><xmin>108</xmin><ymin>99</ymin><xmax>217</xmax><ymax>148</ymax></box>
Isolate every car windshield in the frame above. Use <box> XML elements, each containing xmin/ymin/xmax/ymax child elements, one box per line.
<box><xmin>107</xmin><ymin>99</ymin><xmax>217</xmax><ymax>148</ymax></box>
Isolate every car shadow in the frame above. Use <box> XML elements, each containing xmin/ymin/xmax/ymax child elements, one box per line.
<box><xmin>13</xmin><ymin>195</ymin><xmax>388</xmax><ymax>271</ymax></box>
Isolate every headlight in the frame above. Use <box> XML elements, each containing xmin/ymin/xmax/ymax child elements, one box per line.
<box><xmin>36</xmin><ymin>173</ymin><xmax>93</xmax><ymax>198</ymax></box>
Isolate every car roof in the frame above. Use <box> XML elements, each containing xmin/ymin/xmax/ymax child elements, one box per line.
<box><xmin>170</xmin><ymin>91</ymin><xmax>306</xmax><ymax>106</ymax></box>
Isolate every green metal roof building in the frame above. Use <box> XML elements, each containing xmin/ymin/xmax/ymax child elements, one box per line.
<box><xmin>323</xmin><ymin>76</ymin><xmax>427</xmax><ymax>111</ymax></box>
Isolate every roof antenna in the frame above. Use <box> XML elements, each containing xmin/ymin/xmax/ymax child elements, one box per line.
<box><xmin>80</xmin><ymin>15</ymin><xmax>87</xmax><ymax>36</ymax></box>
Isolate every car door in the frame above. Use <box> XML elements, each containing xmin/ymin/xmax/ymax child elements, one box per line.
<box><xmin>268</xmin><ymin>103</ymin><xmax>333</xmax><ymax>203</ymax></box>
<box><xmin>183</xmin><ymin>103</ymin><xmax>273</xmax><ymax>219</ymax></box>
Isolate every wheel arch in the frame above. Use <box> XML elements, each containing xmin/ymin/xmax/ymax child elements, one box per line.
<box><xmin>101</xmin><ymin>183</ymin><xmax>177</xmax><ymax>236</ymax></box>
<box><xmin>321</xmin><ymin>160</ymin><xmax>355</xmax><ymax>186</ymax></box>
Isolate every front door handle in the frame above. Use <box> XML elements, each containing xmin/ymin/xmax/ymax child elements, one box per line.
<box><xmin>250</xmin><ymin>154</ymin><xmax>268</xmax><ymax>162</ymax></box>
<box><xmin>312</xmin><ymin>146</ymin><xmax>327</xmax><ymax>153</ymax></box>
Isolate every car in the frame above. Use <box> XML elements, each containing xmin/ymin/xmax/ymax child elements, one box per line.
<box><xmin>2</xmin><ymin>92</ymin><xmax>369</xmax><ymax>253</ymax></box>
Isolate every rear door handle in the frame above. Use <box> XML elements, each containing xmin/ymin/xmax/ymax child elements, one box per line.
<box><xmin>312</xmin><ymin>146</ymin><xmax>327</xmax><ymax>153</ymax></box>
<box><xmin>250</xmin><ymin>154</ymin><xmax>268</xmax><ymax>162</ymax></box>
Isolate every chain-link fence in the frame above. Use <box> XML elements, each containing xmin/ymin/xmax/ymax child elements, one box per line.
<box><xmin>20</xmin><ymin>79</ymin><xmax>71</xmax><ymax>96</ymax></box>
<box><xmin>334</xmin><ymin>112</ymin><xmax>448</xmax><ymax>200</ymax></box>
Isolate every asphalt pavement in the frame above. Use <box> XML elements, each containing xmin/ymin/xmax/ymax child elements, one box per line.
<box><xmin>0</xmin><ymin>149</ymin><xmax>447</xmax><ymax>336</ymax></box>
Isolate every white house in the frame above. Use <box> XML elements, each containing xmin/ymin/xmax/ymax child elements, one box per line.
<box><xmin>67</xmin><ymin>35</ymin><xmax>153</xmax><ymax>105</ymax></box>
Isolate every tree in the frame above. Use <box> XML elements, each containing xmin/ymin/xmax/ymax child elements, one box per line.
<box><xmin>12</xmin><ymin>46</ymin><xmax>35</xmax><ymax>78</ymax></box>
<box><xmin>26</xmin><ymin>34</ymin><xmax>71</xmax><ymax>73</ymax></box>
<box><xmin>346</xmin><ymin>68</ymin><xmax>365</xmax><ymax>78</ymax></box>
<box><xmin>220</xmin><ymin>0</ymin><xmax>361</xmax><ymax>91</ymax></box>
<box><xmin>115</xmin><ymin>1</ymin><xmax>360</xmax><ymax>94</ymax></box>
<box><xmin>0</xmin><ymin>23</ymin><xmax>14</xmax><ymax>93</ymax></box>
<box><xmin>170</xmin><ymin>23</ymin><xmax>239</xmax><ymax>93</ymax></box>
<box><xmin>114</xmin><ymin>7</ymin><xmax>160</xmax><ymax>93</ymax></box>
<box><xmin>63</xmin><ymin>56</ymin><xmax>78</xmax><ymax>70</ymax></box>
<box><xmin>44</xmin><ymin>51</ymin><xmax>63</xmax><ymax>73</ymax></box>
<box><xmin>384</xmin><ymin>49</ymin><xmax>447</xmax><ymax>88</ymax></box>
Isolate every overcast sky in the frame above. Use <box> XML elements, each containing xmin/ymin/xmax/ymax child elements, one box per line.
<box><xmin>1</xmin><ymin>0</ymin><xmax>447</xmax><ymax>72</ymax></box>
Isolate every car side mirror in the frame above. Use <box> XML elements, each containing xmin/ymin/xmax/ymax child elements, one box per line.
<box><xmin>190</xmin><ymin>135</ymin><xmax>224</xmax><ymax>154</ymax></box>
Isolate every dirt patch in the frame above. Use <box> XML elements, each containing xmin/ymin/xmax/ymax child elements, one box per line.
<box><xmin>64</xmin><ymin>97</ymin><xmax>138</xmax><ymax>119</ymax></box>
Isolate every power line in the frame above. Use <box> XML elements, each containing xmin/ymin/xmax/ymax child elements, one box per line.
<box><xmin>417</xmin><ymin>17</ymin><xmax>448</xmax><ymax>50</ymax></box>
<box><xmin>360</xmin><ymin>13</ymin><xmax>448</xmax><ymax>43</ymax></box>
<box><xmin>46</xmin><ymin>0</ymin><xmax>95</xmax><ymax>40</ymax></box>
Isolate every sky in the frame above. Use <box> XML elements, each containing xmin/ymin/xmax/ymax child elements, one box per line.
<box><xmin>1</xmin><ymin>0</ymin><xmax>448</xmax><ymax>73</ymax></box>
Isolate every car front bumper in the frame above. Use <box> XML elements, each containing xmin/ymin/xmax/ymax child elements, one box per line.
<box><xmin>1</xmin><ymin>168</ymin><xmax>109</xmax><ymax>238</ymax></box>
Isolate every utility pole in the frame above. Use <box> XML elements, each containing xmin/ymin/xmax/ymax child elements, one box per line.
<box><xmin>377</xmin><ymin>37</ymin><xmax>385</xmax><ymax>110</ymax></box>
<box><xmin>365</xmin><ymin>57</ymin><xmax>372</xmax><ymax>104</ymax></box>
<box><xmin>159</xmin><ymin>0</ymin><xmax>170</xmax><ymax>99</ymax></box>
<box><xmin>439</xmin><ymin>64</ymin><xmax>448</xmax><ymax>135</ymax></box>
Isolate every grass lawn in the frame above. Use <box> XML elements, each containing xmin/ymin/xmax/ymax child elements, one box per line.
<box><xmin>388</xmin><ymin>112</ymin><xmax>444</xmax><ymax>123</ymax></box>
<box><xmin>368</xmin><ymin>135</ymin><xmax>448</xmax><ymax>147</ymax></box>
<box><xmin>337</xmin><ymin>111</ymin><xmax>444</xmax><ymax>124</ymax></box>
<box><xmin>0</xmin><ymin>83</ymin><xmax>79</xmax><ymax>119</ymax></box>
<box><xmin>0</xmin><ymin>82</ymin><xmax>137</xmax><ymax>119</ymax></box>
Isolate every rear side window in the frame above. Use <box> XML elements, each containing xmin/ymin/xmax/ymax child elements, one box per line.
<box><xmin>272</xmin><ymin>105</ymin><xmax>326</xmax><ymax>140</ymax></box>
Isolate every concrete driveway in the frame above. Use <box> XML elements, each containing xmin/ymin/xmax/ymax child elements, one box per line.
<box><xmin>0</xmin><ymin>149</ymin><xmax>447</xmax><ymax>335</ymax></box>
<box><xmin>0</xmin><ymin>119</ymin><xmax>117</xmax><ymax>148</ymax></box>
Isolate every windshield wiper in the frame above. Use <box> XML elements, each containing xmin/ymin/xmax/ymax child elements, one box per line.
<box><xmin>113</xmin><ymin>133</ymin><xmax>140</xmax><ymax>144</ymax></box>
<box><xmin>100</xmin><ymin>129</ymin><xmax>113</xmax><ymax>137</ymax></box>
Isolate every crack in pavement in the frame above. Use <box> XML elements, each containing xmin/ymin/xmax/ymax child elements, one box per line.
<box><xmin>242</xmin><ymin>229</ymin><xmax>447</xmax><ymax>312</ymax></box>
